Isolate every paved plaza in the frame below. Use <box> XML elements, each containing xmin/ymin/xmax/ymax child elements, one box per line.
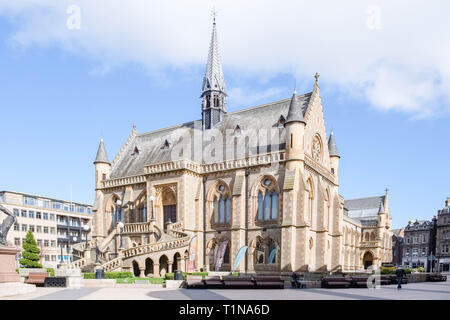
<box><xmin>1</xmin><ymin>280</ymin><xmax>449</xmax><ymax>300</ymax></box>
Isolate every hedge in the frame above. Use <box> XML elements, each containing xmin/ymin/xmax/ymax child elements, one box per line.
<box><xmin>116</xmin><ymin>277</ymin><xmax>165</xmax><ymax>284</ymax></box>
<box><xmin>83</xmin><ymin>271</ymin><xmax>133</xmax><ymax>279</ymax></box>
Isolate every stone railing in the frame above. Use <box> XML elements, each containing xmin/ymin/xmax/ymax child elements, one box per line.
<box><xmin>100</xmin><ymin>257</ymin><xmax>122</xmax><ymax>272</ymax></box>
<box><xmin>201</xmin><ymin>151</ymin><xmax>285</xmax><ymax>174</ymax></box>
<box><xmin>99</xmin><ymin>229</ymin><xmax>117</xmax><ymax>252</ymax></box>
<box><xmin>101</xmin><ymin>174</ymin><xmax>147</xmax><ymax>189</ymax></box>
<box><xmin>67</xmin><ymin>257</ymin><xmax>88</xmax><ymax>269</ymax></box>
<box><xmin>360</xmin><ymin>241</ymin><xmax>378</xmax><ymax>247</ymax></box>
<box><xmin>170</xmin><ymin>221</ymin><xmax>183</xmax><ymax>230</ymax></box>
<box><xmin>122</xmin><ymin>236</ymin><xmax>190</xmax><ymax>259</ymax></box>
<box><xmin>122</xmin><ymin>222</ymin><xmax>155</xmax><ymax>234</ymax></box>
<box><xmin>145</xmin><ymin>159</ymin><xmax>201</xmax><ymax>175</ymax></box>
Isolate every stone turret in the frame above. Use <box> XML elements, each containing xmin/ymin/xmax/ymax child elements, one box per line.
<box><xmin>94</xmin><ymin>138</ymin><xmax>111</xmax><ymax>190</ymax></box>
<box><xmin>284</xmin><ymin>89</ymin><xmax>306</xmax><ymax>170</ymax></box>
<box><xmin>328</xmin><ymin>131</ymin><xmax>340</xmax><ymax>182</ymax></box>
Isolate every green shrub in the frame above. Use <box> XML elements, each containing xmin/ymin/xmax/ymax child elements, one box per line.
<box><xmin>418</xmin><ymin>267</ymin><xmax>425</xmax><ymax>273</ymax></box>
<box><xmin>83</xmin><ymin>271</ymin><xmax>133</xmax><ymax>279</ymax></box>
<box><xmin>165</xmin><ymin>273</ymin><xmax>174</xmax><ymax>280</ymax></box>
<box><xmin>381</xmin><ymin>269</ymin><xmax>396</xmax><ymax>274</ymax></box>
<box><xmin>46</xmin><ymin>268</ymin><xmax>55</xmax><ymax>277</ymax></box>
<box><xmin>404</xmin><ymin>268</ymin><xmax>412</xmax><ymax>274</ymax></box>
<box><xmin>105</xmin><ymin>272</ymin><xmax>133</xmax><ymax>279</ymax></box>
<box><xmin>19</xmin><ymin>230</ymin><xmax>42</xmax><ymax>268</ymax></box>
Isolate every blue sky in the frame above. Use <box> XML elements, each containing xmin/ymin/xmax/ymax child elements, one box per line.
<box><xmin>0</xmin><ymin>1</ymin><xmax>449</xmax><ymax>229</ymax></box>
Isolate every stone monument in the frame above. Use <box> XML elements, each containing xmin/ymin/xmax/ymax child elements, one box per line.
<box><xmin>0</xmin><ymin>204</ymin><xmax>36</xmax><ymax>297</ymax></box>
<box><xmin>0</xmin><ymin>204</ymin><xmax>20</xmax><ymax>283</ymax></box>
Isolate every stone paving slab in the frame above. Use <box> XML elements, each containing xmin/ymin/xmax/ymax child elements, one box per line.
<box><xmin>0</xmin><ymin>280</ymin><xmax>448</xmax><ymax>300</ymax></box>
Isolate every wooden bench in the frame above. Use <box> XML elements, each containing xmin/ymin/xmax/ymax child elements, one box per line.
<box><xmin>25</xmin><ymin>272</ymin><xmax>48</xmax><ymax>286</ymax></box>
<box><xmin>203</xmin><ymin>276</ymin><xmax>224</xmax><ymax>289</ymax></box>
<box><xmin>222</xmin><ymin>276</ymin><xmax>256</xmax><ymax>289</ymax></box>
<box><xmin>348</xmin><ymin>276</ymin><xmax>369</xmax><ymax>288</ymax></box>
<box><xmin>321</xmin><ymin>276</ymin><xmax>350</xmax><ymax>288</ymax></box>
<box><xmin>253</xmin><ymin>275</ymin><xmax>284</xmax><ymax>289</ymax></box>
<box><xmin>185</xmin><ymin>275</ymin><xmax>205</xmax><ymax>289</ymax></box>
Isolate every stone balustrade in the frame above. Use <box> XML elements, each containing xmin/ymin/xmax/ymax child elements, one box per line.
<box><xmin>122</xmin><ymin>236</ymin><xmax>190</xmax><ymax>259</ymax></box>
<box><xmin>67</xmin><ymin>258</ymin><xmax>87</xmax><ymax>269</ymax></box>
<box><xmin>101</xmin><ymin>257</ymin><xmax>122</xmax><ymax>272</ymax></box>
<box><xmin>361</xmin><ymin>241</ymin><xmax>378</xmax><ymax>247</ymax></box>
<box><xmin>122</xmin><ymin>222</ymin><xmax>155</xmax><ymax>234</ymax></box>
<box><xmin>101</xmin><ymin>174</ymin><xmax>147</xmax><ymax>188</ymax></box>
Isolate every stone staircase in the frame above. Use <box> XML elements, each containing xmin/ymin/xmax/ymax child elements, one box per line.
<box><xmin>66</xmin><ymin>221</ymin><xmax>191</xmax><ymax>272</ymax></box>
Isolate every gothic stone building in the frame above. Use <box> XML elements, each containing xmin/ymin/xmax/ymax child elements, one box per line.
<box><xmin>437</xmin><ymin>198</ymin><xmax>450</xmax><ymax>272</ymax></box>
<box><xmin>70</xmin><ymin>20</ymin><xmax>393</xmax><ymax>276</ymax></box>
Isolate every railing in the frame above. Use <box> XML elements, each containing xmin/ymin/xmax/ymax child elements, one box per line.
<box><xmin>361</xmin><ymin>241</ymin><xmax>378</xmax><ymax>247</ymax></box>
<box><xmin>101</xmin><ymin>174</ymin><xmax>147</xmax><ymax>189</ymax></box>
<box><xmin>122</xmin><ymin>235</ymin><xmax>190</xmax><ymax>259</ymax></box>
<box><xmin>101</xmin><ymin>256</ymin><xmax>122</xmax><ymax>272</ymax></box>
<box><xmin>170</xmin><ymin>221</ymin><xmax>183</xmax><ymax>230</ymax></box>
<box><xmin>67</xmin><ymin>257</ymin><xmax>87</xmax><ymax>269</ymax></box>
<box><xmin>122</xmin><ymin>222</ymin><xmax>155</xmax><ymax>234</ymax></box>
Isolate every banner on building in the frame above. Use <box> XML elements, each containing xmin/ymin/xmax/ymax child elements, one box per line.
<box><xmin>214</xmin><ymin>240</ymin><xmax>229</xmax><ymax>271</ymax></box>
<box><xmin>268</xmin><ymin>248</ymin><xmax>277</xmax><ymax>264</ymax></box>
<box><xmin>232</xmin><ymin>246</ymin><xmax>248</xmax><ymax>273</ymax></box>
<box><xmin>188</xmin><ymin>235</ymin><xmax>197</xmax><ymax>272</ymax></box>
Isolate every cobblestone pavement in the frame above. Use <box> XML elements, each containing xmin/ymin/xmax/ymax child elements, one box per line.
<box><xmin>1</xmin><ymin>280</ymin><xmax>449</xmax><ymax>300</ymax></box>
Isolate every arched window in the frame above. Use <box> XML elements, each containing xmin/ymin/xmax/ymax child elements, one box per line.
<box><xmin>255</xmin><ymin>239</ymin><xmax>265</xmax><ymax>264</ymax></box>
<box><xmin>305</xmin><ymin>178</ymin><xmax>314</xmax><ymax>222</ymax></box>
<box><xmin>324</xmin><ymin>189</ymin><xmax>330</xmax><ymax>230</ymax></box>
<box><xmin>256</xmin><ymin>178</ymin><xmax>279</xmax><ymax>222</ymax></box>
<box><xmin>212</xmin><ymin>183</ymin><xmax>231</xmax><ymax>225</ymax></box>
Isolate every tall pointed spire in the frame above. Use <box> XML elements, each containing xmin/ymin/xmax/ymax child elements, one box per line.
<box><xmin>383</xmin><ymin>188</ymin><xmax>389</xmax><ymax>213</ymax></box>
<box><xmin>94</xmin><ymin>138</ymin><xmax>110</xmax><ymax>165</ymax></box>
<box><xmin>328</xmin><ymin>131</ymin><xmax>340</xmax><ymax>157</ymax></box>
<box><xmin>202</xmin><ymin>16</ymin><xmax>226</xmax><ymax>95</ymax></box>
<box><xmin>201</xmin><ymin>13</ymin><xmax>227</xmax><ymax>130</ymax></box>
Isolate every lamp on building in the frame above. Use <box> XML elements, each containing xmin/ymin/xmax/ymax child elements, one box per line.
<box><xmin>149</xmin><ymin>196</ymin><xmax>155</xmax><ymax>220</ymax></box>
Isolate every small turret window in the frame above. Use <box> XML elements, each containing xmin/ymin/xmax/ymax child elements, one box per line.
<box><xmin>132</xmin><ymin>146</ymin><xmax>139</xmax><ymax>156</ymax></box>
<box><xmin>161</xmin><ymin>140</ymin><xmax>171</xmax><ymax>149</ymax></box>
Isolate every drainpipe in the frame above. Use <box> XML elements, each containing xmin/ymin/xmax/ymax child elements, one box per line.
<box><xmin>245</xmin><ymin>169</ymin><xmax>250</xmax><ymax>273</ymax></box>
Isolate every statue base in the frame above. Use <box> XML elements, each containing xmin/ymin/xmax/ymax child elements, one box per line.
<box><xmin>0</xmin><ymin>245</ymin><xmax>21</xmax><ymax>283</ymax></box>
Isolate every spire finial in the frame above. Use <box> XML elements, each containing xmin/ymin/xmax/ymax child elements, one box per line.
<box><xmin>385</xmin><ymin>187</ymin><xmax>389</xmax><ymax>194</ymax></box>
<box><xmin>294</xmin><ymin>79</ymin><xmax>297</xmax><ymax>94</ymax></box>
<box><xmin>212</xmin><ymin>7</ymin><xmax>217</xmax><ymax>25</ymax></box>
<box><xmin>314</xmin><ymin>72</ymin><xmax>320</xmax><ymax>83</ymax></box>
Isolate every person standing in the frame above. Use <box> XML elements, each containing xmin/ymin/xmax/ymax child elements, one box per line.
<box><xmin>396</xmin><ymin>267</ymin><xmax>406</xmax><ymax>289</ymax></box>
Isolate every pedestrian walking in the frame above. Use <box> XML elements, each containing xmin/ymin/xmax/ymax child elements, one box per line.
<box><xmin>395</xmin><ymin>267</ymin><xmax>406</xmax><ymax>289</ymax></box>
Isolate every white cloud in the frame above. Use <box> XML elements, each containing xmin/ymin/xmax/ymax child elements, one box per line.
<box><xmin>227</xmin><ymin>87</ymin><xmax>285</xmax><ymax>110</ymax></box>
<box><xmin>1</xmin><ymin>0</ymin><xmax>450</xmax><ymax>117</ymax></box>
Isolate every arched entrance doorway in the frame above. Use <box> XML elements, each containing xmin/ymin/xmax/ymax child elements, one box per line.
<box><xmin>162</xmin><ymin>189</ymin><xmax>177</xmax><ymax>232</ymax></box>
<box><xmin>132</xmin><ymin>260</ymin><xmax>140</xmax><ymax>277</ymax></box>
<box><xmin>173</xmin><ymin>252</ymin><xmax>181</xmax><ymax>272</ymax></box>
<box><xmin>363</xmin><ymin>251</ymin><xmax>373</xmax><ymax>269</ymax></box>
<box><xmin>159</xmin><ymin>255</ymin><xmax>169</xmax><ymax>276</ymax></box>
<box><xmin>145</xmin><ymin>258</ymin><xmax>154</xmax><ymax>276</ymax></box>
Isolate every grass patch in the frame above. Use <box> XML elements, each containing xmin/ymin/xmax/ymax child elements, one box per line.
<box><xmin>116</xmin><ymin>277</ymin><xmax>165</xmax><ymax>284</ymax></box>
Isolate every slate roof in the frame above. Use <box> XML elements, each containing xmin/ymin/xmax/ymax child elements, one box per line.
<box><xmin>109</xmin><ymin>93</ymin><xmax>312</xmax><ymax>179</ymax></box>
<box><xmin>202</xmin><ymin>21</ymin><xmax>226</xmax><ymax>96</ymax></box>
<box><xmin>328</xmin><ymin>131</ymin><xmax>339</xmax><ymax>157</ymax></box>
<box><xmin>344</xmin><ymin>196</ymin><xmax>385</xmax><ymax>225</ymax></box>
<box><xmin>94</xmin><ymin>139</ymin><xmax>110</xmax><ymax>164</ymax></box>
<box><xmin>285</xmin><ymin>91</ymin><xmax>306</xmax><ymax>124</ymax></box>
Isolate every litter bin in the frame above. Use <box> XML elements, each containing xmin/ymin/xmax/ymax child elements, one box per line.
<box><xmin>174</xmin><ymin>270</ymin><xmax>183</xmax><ymax>280</ymax></box>
<box><xmin>95</xmin><ymin>269</ymin><xmax>105</xmax><ymax>279</ymax></box>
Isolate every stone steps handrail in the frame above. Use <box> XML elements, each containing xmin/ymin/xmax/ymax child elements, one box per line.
<box><xmin>66</xmin><ymin>257</ymin><xmax>87</xmax><ymax>269</ymax></box>
<box><xmin>100</xmin><ymin>228</ymin><xmax>118</xmax><ymax>252</ymax></box>
<box><xmin>122</xmin><ymin>222</ymin><xmax>156</xmax><ymax>234</ymax></box>
<box><xmin>122</xmin><ymin>235</ymin><xmax>191</xmax><ymax>259</ymax></box>
<box><xmin>100</xmin><ymin>256</ymin><xmax>122</xmax><ymax>272</ymax></box>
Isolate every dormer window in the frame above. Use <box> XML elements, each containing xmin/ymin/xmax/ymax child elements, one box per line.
<box><xmin>161</xmin><ymin>140</ymin><xmax>171</xmax><ymax>149</ymax></box>
<box><xmin>277</xmin><ymin>115</ymin><xmax>286</xmax><ymax>127</ymax></box>
<box><xmin>131</xmin><ymin>146</ymin><xmax>140</xmax><ymax>156</ymax></box>
<box><xmin>234</xmin><ymin>125</ymin><xmax>241</xmax><ymax>135</ymax></box>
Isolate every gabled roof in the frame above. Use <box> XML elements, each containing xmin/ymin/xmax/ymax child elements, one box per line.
<box><xmin>109</xmin><ymin>93</ymin><xmax>312</xmax><ymax>179</ymax></box>
<box><xmin>94</xmin><ymin>139</ymin><xmax>110</xmax><ymax>164</ymax></box>
<box><xmin>344</xmin><ymin>195</ymin><xmax>385</xmax><ymax>221</ymax></box>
